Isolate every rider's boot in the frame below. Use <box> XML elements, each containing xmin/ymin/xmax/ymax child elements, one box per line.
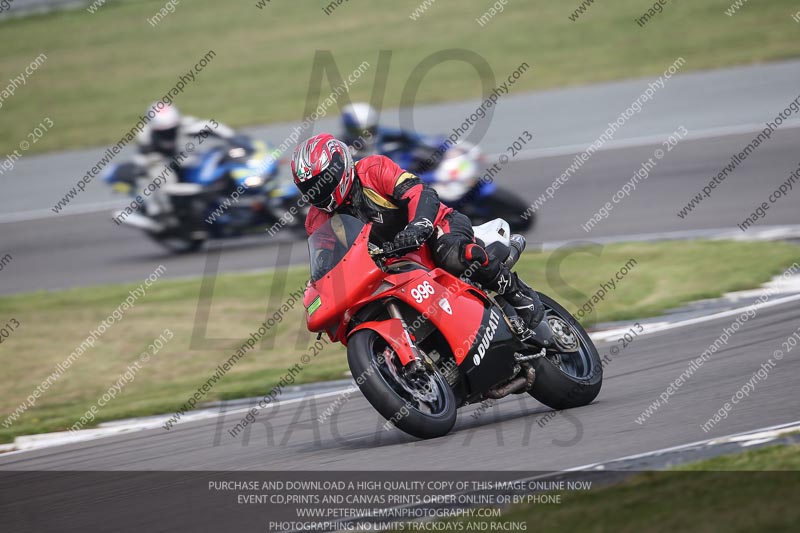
<box><xmin>464</xmin><ymin>243</ymin><xmax>544</xmax><ymax>335</ymax></box>
<box><xmin>491</xmin><ymin>268</ymin><xmax>544</xmax><ymax>331</ymax></box>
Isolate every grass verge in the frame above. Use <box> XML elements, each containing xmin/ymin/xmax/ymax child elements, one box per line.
<box><xmin>0</xmin><ymin>239</ymin><xmax>798</xmax><ymax>443</ymax></box>
<box><xmin>1</xmin><ymin>0</ymin><xmax>799</xmax><ymax>155</ymax></box>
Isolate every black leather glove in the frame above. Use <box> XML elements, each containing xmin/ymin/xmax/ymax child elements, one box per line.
<box><xmin>393</xmin><ymin>218</ymin><xmax>434</xmax><ymax>250</ymax></box>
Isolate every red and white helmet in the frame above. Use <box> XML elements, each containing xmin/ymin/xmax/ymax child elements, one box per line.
<box><xmin>291</xmin><ymin>133</ymin><xmax>355</xmax><ymax>213</ymax></box>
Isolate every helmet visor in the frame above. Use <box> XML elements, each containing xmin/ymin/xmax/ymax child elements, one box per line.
<box><xmin>152</xmin><ymin>126</ymin><xmax>178</xmax><ymax>154</ymax></box>
<box><xmin>296</xmin><ymin>152</ymin><xmax>346</xmax><ymax>212</ymax></box>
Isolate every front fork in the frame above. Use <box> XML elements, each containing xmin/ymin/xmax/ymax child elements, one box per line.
<box><xmin>385</xmin><ymin>300</ymin><xmax>428</xmax><ymax>373</ymax></box>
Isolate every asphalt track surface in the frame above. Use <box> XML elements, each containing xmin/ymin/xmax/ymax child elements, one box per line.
<box><xmin>1</xmin><ymin>296</ymin><xmax>798</xmax><ymax>471</ymax></box>
<box><xmin>2</xmin><ymin>125</ymin><xmax>800</xmax><ymax>295</ymax></box>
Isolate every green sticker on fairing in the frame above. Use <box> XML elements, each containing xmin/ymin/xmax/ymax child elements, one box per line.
<box><xmin>307</xmin><ymin>296</ymin><xmax>322</xmax><ymax>315</ymax></box>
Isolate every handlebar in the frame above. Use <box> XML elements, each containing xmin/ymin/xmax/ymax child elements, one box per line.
<box><xmin>369</xmin><ymin>241</ymin><xmax>421</xmax><ymax>259</ymax></box>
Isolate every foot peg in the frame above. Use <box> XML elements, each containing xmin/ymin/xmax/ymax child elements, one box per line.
<box><xmin>509</xmin><ymin>316</ymin><xmax>535</xmax><ymax>342</ymax></box>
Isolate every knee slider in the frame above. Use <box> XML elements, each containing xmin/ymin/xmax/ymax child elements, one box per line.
<box><xmin>463</xmin><ymin>243</ymin><xmax>489</xmax><ymax>267</ymax></box>
<box><xmin>434</xmin><ymin>237</ymin><xmax>467</xmax><ymax>274</ymax></box>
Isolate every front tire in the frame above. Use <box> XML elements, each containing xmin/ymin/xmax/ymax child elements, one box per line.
<box><xmin>529</xmin><ymin>293</ymin><xmax>603</xmax><ymax>410</ymax></box>
<box><xmin>347</xmin><ymin>329</ymin><xmax>457</xmax><ymax>439</ymax></box>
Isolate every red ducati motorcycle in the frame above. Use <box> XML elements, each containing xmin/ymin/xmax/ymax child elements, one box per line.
<box><xmin>303</xmin><ymin>214</ymin><xmax>602</xmax><ymax>439</ymax></box>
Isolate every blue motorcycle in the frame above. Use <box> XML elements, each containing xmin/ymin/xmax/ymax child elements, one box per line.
<box><xmin>104</xmin><ymin>137</ymin><xmax>304</xmax><ymax>253</ymax></box>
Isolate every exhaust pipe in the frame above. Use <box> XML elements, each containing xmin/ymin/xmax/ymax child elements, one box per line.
<box><xmin>486</xmin><ymin>363</ymin><xmax>535</xmax><ymax>399</ymax></box>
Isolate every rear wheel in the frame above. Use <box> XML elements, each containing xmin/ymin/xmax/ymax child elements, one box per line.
<box><xmin>347</xmin><ymin>329</ymin><xmax>457</xmax><ymax>439</ymax></box>
<box><xmin>529</xmin><ymin>293</ymin><xmax>603</xmax><ymax>410</ymax></box>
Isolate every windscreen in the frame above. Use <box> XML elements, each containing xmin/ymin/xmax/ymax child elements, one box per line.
<box><xmin>307</xmin><ymin>214</ymin><xmax>367</xmax><ymax>281</ymax></box>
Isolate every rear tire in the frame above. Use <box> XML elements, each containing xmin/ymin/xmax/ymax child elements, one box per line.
<box><xmin>529</xmin><ymin>293</ymin><xmax>603</xmax><ymax>410</ymax></box>
<box><xmin>347</xmin><ymin>329</ymin><xmax>457</xmax><ymax>439</ymax></box>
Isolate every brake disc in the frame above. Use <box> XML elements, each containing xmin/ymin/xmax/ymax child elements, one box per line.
<box><xmin>547</xmin><ymin>315</ymin><xmax>579</xmax><ymax>352</ymax></box>
<box><xmin>381</xmin><ymin>348</ymin><xmax>439</xmax><ymax>404</ymax></box>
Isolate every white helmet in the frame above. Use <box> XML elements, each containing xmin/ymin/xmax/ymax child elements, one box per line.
<box><xmin>148</xmin><ymin>103</ymin><xmax>181</xmax><ymax>155</ymax></box>
<box><xmin>150</xmin><ymin>102</ymin><xmax>181</xmax><ymax>131</ymax></box>
<box><xmin>341</xmin><ymin>102</ymin><xmax>378</xmax><ymax>139</ymax></box>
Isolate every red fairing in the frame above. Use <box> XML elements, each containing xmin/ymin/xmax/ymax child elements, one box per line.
<box><xmin>377</xmin><ymin>268</ymin><xmax>485</xmax><ymax>366</ymax></box>
<box><xmin>304</xmin><ymin>225</ymin><xmax>384</xmax><ymax>338</ymax></box>
<box><xmin>305</xmin><ymin>217</ymin><xmax>486</xmax><ymax>367</ymax></box>
<box><xmin>350</xmin><ymin>319</ymin><xmax>416</xmax><ymax>366</ymax></box>
<box><xmin>303</xmin><ymin>283</ymin><xmax>321</xmax><ymax>321</ymax></box>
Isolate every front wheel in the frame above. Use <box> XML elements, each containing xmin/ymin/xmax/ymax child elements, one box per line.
<box><xmin>347</xmin><ymin>329</ymin><xmax>457</xmax><ymax>439</ymax></box>
<box><xmin>528</xmin><ymin>293</ymin><xmax>603</xmax><ymax>410</ymax></box>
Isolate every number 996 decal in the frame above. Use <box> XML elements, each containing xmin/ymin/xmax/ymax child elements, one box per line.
<box><xmin>411</xmin><ymin>281</ymin><xmax>435</xmax><ymax>303</ymax></box>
